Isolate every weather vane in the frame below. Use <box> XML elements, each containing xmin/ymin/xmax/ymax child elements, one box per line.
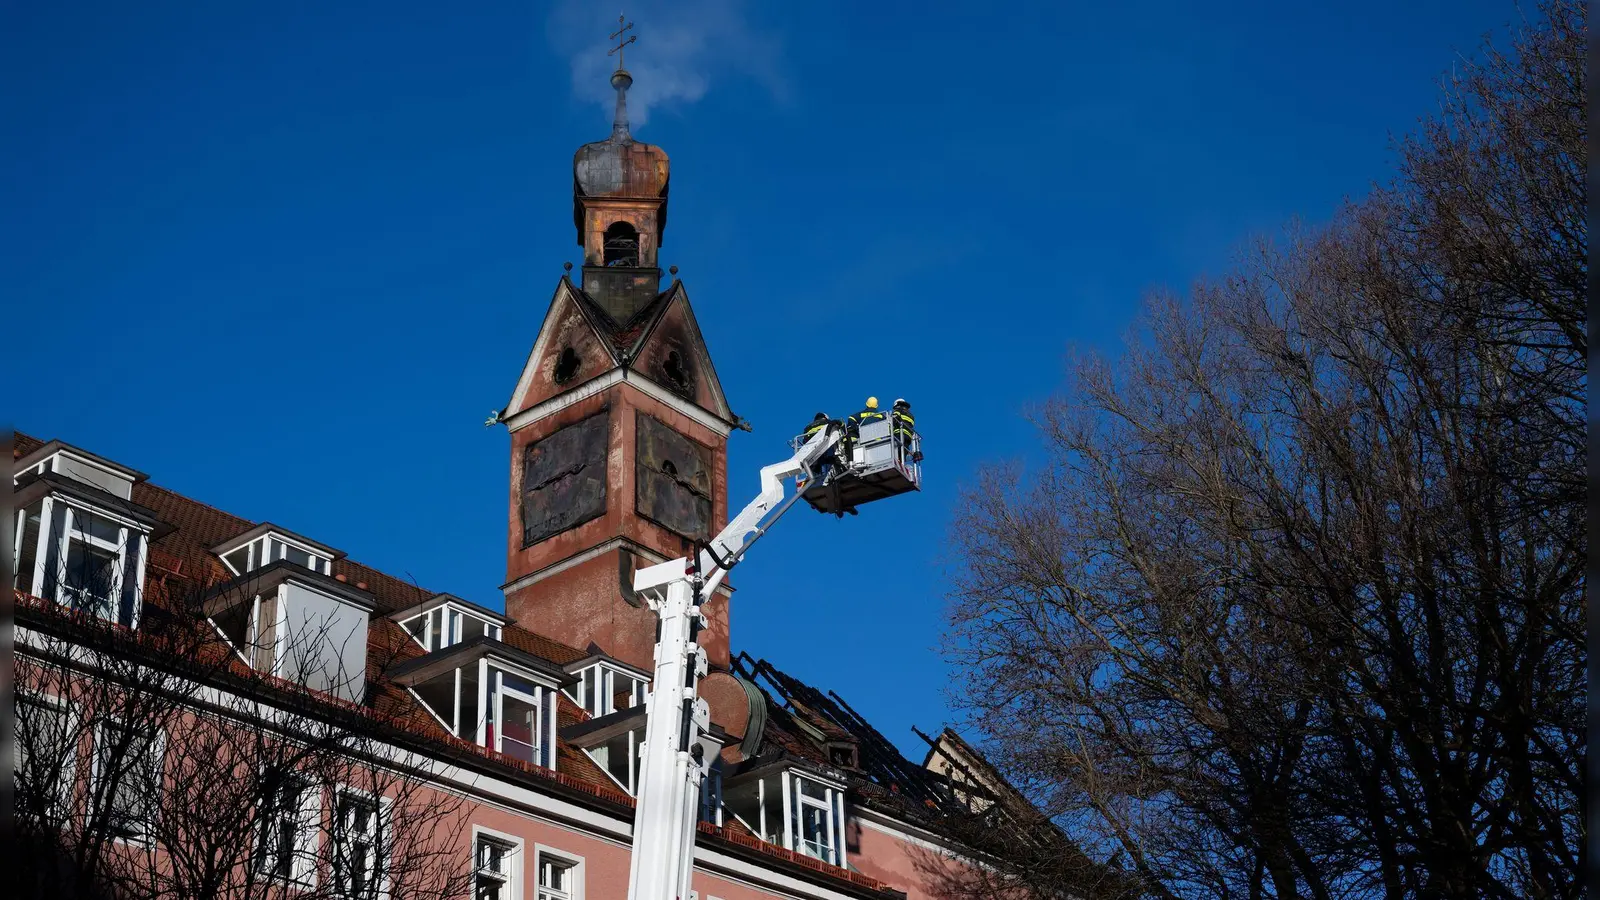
<box><xmin>609</xmin><ymin>14</ymin><xmax>636</xmax><ymax>69</ymax></box>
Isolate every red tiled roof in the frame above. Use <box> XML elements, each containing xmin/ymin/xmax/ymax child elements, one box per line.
<box><xmin>500</xmin><ymin>621</ymin><xmax>588</xmax><ymax>667</ymax></box>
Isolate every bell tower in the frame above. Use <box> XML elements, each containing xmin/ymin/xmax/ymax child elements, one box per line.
<box><xmin>498</xmin><ymin>50</ymin><xmax>737</xmax><ymax>673</ymax></box>
<box><xmin>572</xmin><ymin>62</ymin><xmax>671</xmax><ymax>324</ymax></box>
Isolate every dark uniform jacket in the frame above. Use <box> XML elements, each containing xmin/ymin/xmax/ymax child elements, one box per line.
<box><xmin>891</xmin><ymin>408</ymin><xmax>915</xmax><ymax>437</ymax></box>
<box><xmin>851</xmin><ymin>408</ymin><xmax>886</xmax><ymax>433</ymax></box>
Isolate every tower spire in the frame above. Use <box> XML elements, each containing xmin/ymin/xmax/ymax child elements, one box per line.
<box><xmin>608</xmin><ymin>14</ymin><xmax>637</xmax><ymax>142</ymax></box>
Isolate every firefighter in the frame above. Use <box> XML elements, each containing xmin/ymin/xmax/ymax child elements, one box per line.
<box><xmin>801</xmin><ymin>411</ymin><xmax>830</xmax><ymax>441</ymax></box>
<box><xmin>799</xmin><ymin>411</ymin><xmax>841</xmax><ymax>482</ymax></box>
<box><xmin>891</xmin><ymin>398</ymin><xmax>919</xmax><ymax>466</ymax></box>
<box><xmin>850</xmin><ymin>396</ymin><xmax>886</xmax><ymax>433</ymax></box>
<box><xmin>844</xmin><ymin>396</ymin><xmax>882</xmax><ymax>469</ymax></box>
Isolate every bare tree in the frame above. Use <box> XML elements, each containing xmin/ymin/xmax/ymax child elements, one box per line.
<box><xmin>944</xmin><ymin>3</ymin><xmax>1585</xmax><ymax>898</ymax></box>
<box><xmin>14</xmin><ymin>551</ymin><xmax>477</xmax><ymax>900</ymax></box>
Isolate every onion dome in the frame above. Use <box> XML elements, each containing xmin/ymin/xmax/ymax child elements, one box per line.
<box><xmin>573</xmin><ymin>69</ymin><xmax>669</xmax><ymax>201</ymax></box>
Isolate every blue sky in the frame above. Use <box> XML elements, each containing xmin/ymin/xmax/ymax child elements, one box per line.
<box><xmin>5</xmin><ymin>0</ymin><xmax>1514</xmax><ymax>757</ymax></box>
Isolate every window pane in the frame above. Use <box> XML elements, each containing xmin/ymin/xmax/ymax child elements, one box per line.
<box><xmin>401</xmin><ymin>615</ymin><xmax>426</xmax><ymax>645</ymax></box>
<box><xmin>256</xmin><ymin>772</ymin><xmax>316</xmax><ymax>883</ymax></box>
<box><xmin>283</xmin><ymin>546</ymin><xmax>313</xmax><ymax>570</ymax></box>
<box><xmin>477</xmin><ymin>839</ymin><xmax>505</xmax><ymax>874</ymax></box>
<box><xmin>800</xmin><ymin>803</ymin><xmax>832</xmax><ymax>858</ymax></box>
<box><xmin>577</xmin><ymin>667</ymin><xmax>594</xmax><ymax>713</ymax></box>
<box><xmin>500</xmin><ymin>691</ymin><xmax>539</xmax><ymax>765</ymax></box>
<box><xmin>64</xmin><ymin>539</ymin><xmax>118</xmax><ymax>617</ymax></box>
<box><xmin>615</xmin><ymin>672</ymin><xmax>645</xmax><ymax>710</ymax></box>
<box><xmin>475</xmin><ymin>837</ymin><xmax>514</xmax><ymax>900</ymax></box>
<box><xmin>537</xmin><ymin>857</ymin><xmax>573</xmax><ymax>900</ymax></box>
<box><xmin>74</xmin><ymin>510</ymin><xmax>123</xmax><ymax>545</ymax></box>
<box><xmin>223</xmin><ymin>547</ymin><xmax>250</xmax><ymax>575</ymax></box>
<box><xmin>336</xmin><ymin>794</ymin><xmax>380</xmax><ymax>896</ymax></box>
<box><xmin>500</xmin><ymin>671</ymin><xmax>542</xmax><ymax>696</ymax></box>
<box><xmin>16</xmin><ymin>503</ymin><xmax>43</xmax><ymax>592</ymax></box>
<box><xmin>98</xmin><ymin>721</ymin><xmax>160</xmax><ymax>840</ymax></box>
<box><xmin>16</xmin><ymin>696</ymin><xmax>72</xmax><ymax>817</ymax></box>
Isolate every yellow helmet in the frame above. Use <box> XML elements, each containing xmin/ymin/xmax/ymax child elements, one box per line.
<box><xmin>865</xmin><ymin>396</ymin><xmax>879</xmax><ymax>409</ymax></box>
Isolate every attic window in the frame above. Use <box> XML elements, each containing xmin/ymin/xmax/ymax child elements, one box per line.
<box><xmin>206</xmin><ymin>578</ymin><xmax>371</xmax><ymax>701</ymax></box>
<box><xmin>828</xmin><ymin>742</ymin><xmax>859</xmax><ymax>769</ymax></box>
<box><xmin>603</xmin><ymin>222</ymin><xmax>639</xmax><ymax>267</ymax></box>
<box><xmin>566</xmin><ymin>661</ymin><xmax>648</xmax><ymax>717</ymax></box>
<box><xmin>399</xmin><ymin>603</ymin><xmax>501</xmax><ymax>652</ymax></box>
<box><xmin>722</xmin><ymin>768</ymin><xmax>847</xmax><ymax>867</ymax></box>
<box><xmin>219</xmin><ymin>533</ymin><xmax>331</xmax><ymax>578</ymax></box>
<box><xmin>13</xmin><ymin>496</ymin><xmax>148</xmax><ymax>629</ymax></box>
<box><xmin>553</xmin><ymin>346</ymin><xmax>581</xmax><ymax>384</ymax></box>
<box><xmin>408</xmin><ymin>660</ymin><xmax>558</xmax><ymax>769</ymax></box>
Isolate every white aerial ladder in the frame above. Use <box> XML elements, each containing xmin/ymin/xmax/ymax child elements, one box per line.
<box><xmin>625</xmin><ymin>417</ymin><xmax>920</xmax><ymax>900</ymax></box>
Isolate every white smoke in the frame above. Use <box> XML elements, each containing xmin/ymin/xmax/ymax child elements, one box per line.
<box><xmin>546</xmin><ymin>0</ymin><xmax>784</xmax><ymax>128</ymax></box>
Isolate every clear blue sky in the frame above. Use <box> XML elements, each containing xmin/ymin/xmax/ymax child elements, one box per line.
<box><xmin>5</xmin><ymin>1</ymin><xmax>1514</xmax><ymax>756</ymax></box>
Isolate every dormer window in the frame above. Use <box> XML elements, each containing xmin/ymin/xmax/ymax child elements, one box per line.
<box><xmin>215</xmin><ymin>526</ymin><xmax>337</xmax><ymax>578</ymax></box>
<box><xmin>395</xmin><ymin>595</ymin><xmax>506</xmax><ymax>652</ymax></box>
<box><xmin>565</xmin><ymin>660</ymin><xmax>648</xmax><ymax>718</ymax></box>
<box><xmin>203</xmin><ymin>563</ymin><xmax>375</xmax><ymax>702</ymax></box>
<box><xmin>395</xmin><ymin>651</ymin><xmax>561</xmax><ymax>770</ymax></box>
<box><xmin>13</xmin><ymin>442</ymin><xmax>160</xmax><ymax>630</ymax></box>
<box><xmin>722</xmin><ymin>766</ymin><xmax>848</xmax><ymax>866</ymax></box>
<box><xmin>555</xmin><ymin>656</ymin><xmax>651</xmax><ymax>793</ymax></box>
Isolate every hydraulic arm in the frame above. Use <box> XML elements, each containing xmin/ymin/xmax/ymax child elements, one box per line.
<box><xmin>625</xmin><ymin>422</ymin><xmax>846</xmax><ymax>900</ymax></box>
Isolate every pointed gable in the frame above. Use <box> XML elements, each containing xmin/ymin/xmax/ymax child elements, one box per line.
<box><xmin>627</xmin><ymin>282</ymin><xmax>733</xmax><ymax>421</ymax></box>
<box><xmin>505</xmin><ymin>279</ymin><xmax>621</xmax><ymax>418</ymax></box>
<box><xmin>506</xmin><ymin>278</ymin><xmax>734</xmax><ymax>426</ymax></box>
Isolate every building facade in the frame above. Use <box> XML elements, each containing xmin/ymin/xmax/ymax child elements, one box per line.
<box><xmin>12</xmin><ymin>63</ymin><xmax>1028</xmax><ymax>900</ymax></box>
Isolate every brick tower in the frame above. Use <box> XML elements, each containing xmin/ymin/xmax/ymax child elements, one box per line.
<box><xmin>499</xmin><ymin>64</ymin><xmax>737</xmax><ymax>673</ymax></box>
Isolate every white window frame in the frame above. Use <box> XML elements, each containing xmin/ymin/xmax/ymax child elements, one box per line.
<box><xmin>583</xmin><ymin>722</ymin><xmax>645</xmax><ymax>796</ymax></box>
<box><xmin>492</xmin><ymin>667</ymin><xmax>553</xmax><ymax>769</ymax></box>
<box><xmin>255</xmin><ymin>767</ymin><xmax>322</xmax><ymax>888</ymax></box>
<box><xmin>565</xmin><ymin>661</ymin><xmax>649</xmax><ymax>718</ymax></box>
<box><xmin>13</xmin><ymin>503</ymin><xmax>30</xmax><ymax>589</ymax></box>
<box><xmin>15</xmin><ymin>691</ymin><xmax>79</xmax><ymax>821</ymax></box>
<box><xmin>472</xmin><ymin>826</ymin><xmax>523</xmax><ymax>900</ymax></box>
<box><xmin>399</xmin><ymin>602</ymin><xmax>501</xmax><ymax>653</ymax></box>
<box><xmin>205</xmin><ymin>588</ymin><xmax>269</xmax><ymax>668</ymax></box>
<box><xmin>332</xmin><ymin>785</ymin><xmax>392</xmax><ymax>900</ymax></box>
<box><xmin>406</xmin><ymin>657</ymin><xmax>558</xmax><ymax>769</ymax></box>
<box><xmin>219</xmin><ymin>532</ymin><xmax>332</xmax><ymax>578</ymax></box>
<box><xmin>56</xmin><ymin>502</ymin><xmax>136</xmax><ymax>623</ymax></box>
<box><xmin>785</xmin><ymin>771</ymin><xmax>846</xmax><ymax>867</ymax></box>
<box><xmin>91</xmin><ymin>716</ymin><xmax>167</xmax><ymax>846</ymax></box>
<box><xmin>533</xmin><ymin>844</ymin><xmax>585</xmax><ymax>900</ymax></box>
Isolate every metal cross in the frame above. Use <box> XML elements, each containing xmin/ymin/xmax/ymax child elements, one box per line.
<box><xmin>609</xmin><ymin>14</ymin><xmax>636</xmax><ymax>68</ymax></box>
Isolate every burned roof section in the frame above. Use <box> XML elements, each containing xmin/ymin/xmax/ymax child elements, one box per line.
<box><xmin>732</xmin><ymin>654</ymin><xmax>975</xmax><ymax>819</ymax></box>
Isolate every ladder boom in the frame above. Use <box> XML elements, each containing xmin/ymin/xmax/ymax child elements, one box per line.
<box><xmin>625</xmin><ymin>421</ymin><xmax>842</xmax><ymax>900</ymax></box>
